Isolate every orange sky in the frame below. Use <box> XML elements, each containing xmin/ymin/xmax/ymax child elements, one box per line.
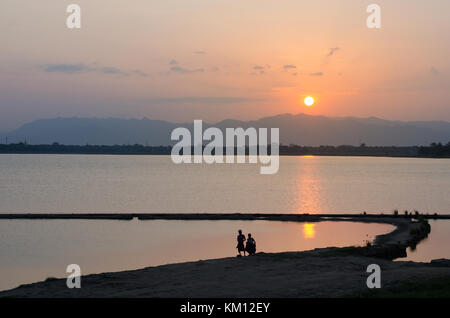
<box><xmin>0</xmin><ymin>0</ymin><xmax>449</xmax><ymax>130</ymax></box>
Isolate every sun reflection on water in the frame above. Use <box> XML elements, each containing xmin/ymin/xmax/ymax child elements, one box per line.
<box><xmin>303</xmin><ymin>223</ymin><xmax>316</xmax><ymax>239</ymax></box>
<box><xmin>295</xmin><ymin>157</ymin><xmax>323</xmax><ymax>213</ymax></box>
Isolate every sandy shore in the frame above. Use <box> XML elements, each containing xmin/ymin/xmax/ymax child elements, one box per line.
<box><xmin>2</xmin><ymin>250</ymin><xmax>450</xmax><ymax>298</ymax></box>
<box><xmin>2</xmin><ymin>215</ymin><xmax>449</xmax><ymax>298</ymax></box>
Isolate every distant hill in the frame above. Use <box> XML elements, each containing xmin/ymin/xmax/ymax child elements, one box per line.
<box><xmin>2</xmin><ymin>114</ymin><xmax>450</xmax><ymax>146</ymax></box>
<box><xmin>2</xmin><ymin>118</ymin><xmax>186</xmax><ymax>146</ymax></box>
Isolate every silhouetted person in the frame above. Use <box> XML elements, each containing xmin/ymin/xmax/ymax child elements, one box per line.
<box><xmin>246</xmin><ymin>233</ymin><xmax>256</xmax><ymax>255</ymax></box>
<box><xmin>236</xmin><ymin>229</ymin><xmax>246</xmax><ymax>257</ymax></box>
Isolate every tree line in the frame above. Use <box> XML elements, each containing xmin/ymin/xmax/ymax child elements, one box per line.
<box><xmin>0</xmin><ymin>142</ymin><xmax>448</xmax><ymax>157</ymax></box>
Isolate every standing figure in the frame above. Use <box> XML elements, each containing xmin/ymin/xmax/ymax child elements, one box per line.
<box><xmin>236</xmin><ymin>229</ymin><xmax>246</xmax><ymax>257</ymax></box>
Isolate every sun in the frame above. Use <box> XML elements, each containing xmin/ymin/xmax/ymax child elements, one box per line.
<box><xmin>304</xmin><ymin>96</ymin><xmax>314</xmax><ymax>107</ymax></box>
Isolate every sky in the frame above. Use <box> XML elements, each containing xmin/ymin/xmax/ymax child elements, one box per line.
<box><xmin>0</xmin><ymin>0</ymin><xmax>450</xmax><ymax>130</ymax></box>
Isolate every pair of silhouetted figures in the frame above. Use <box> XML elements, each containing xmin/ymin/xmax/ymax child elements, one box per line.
<box><xmin>236</xmin><ymin>229</ymin><xmax>256</xmax><ymax>257</ymax></box>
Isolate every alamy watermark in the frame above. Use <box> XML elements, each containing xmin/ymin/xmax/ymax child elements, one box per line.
<box><xmin>66</xmin><ymin>4</ymin><xmax>81</xmax><ymax>29</ymax></box>
<box><xmin>66</xmin><ymin>264</ymin><xmax>81</xmax><ymax>288</ymax></box>
<box><xmin>366</xmin><ymin>4</ymin><xmax>381</xmax><ymax>29</ymax></box>
<box><xmin>366</xmin><ymin>264</ymin><xmax>381</xmax><ymax>288</ymax></box>
<box><xmin>170</xmin><ymin>120</ymin><xmax>279</xmax><ymax>175</ymax></box>
<box><xmin>65</xmin><ymin>4</ymin><xmax>382</xmax><ymax>29</ymax></box>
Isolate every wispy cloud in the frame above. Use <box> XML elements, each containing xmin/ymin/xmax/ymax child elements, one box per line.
<box><xmin>251</xmin><ymin>65</ymin><xmax>266</xmax><ymax>75</ymax></box>
<box><xmin>431</xmin><ymin>66</ymin><xmax>440</xmax><ymax>76</ymax></box>
<box><xmin>193</xmin><ymin>51</ymin><xmax>206</xmax><ymax>54</ymax></box>
<box><xmin>169</xmin><ymin>59</ymin><xmax>178</xmax><ymax>65</ymax></box>
<box><xmin>283</xmin><ymin>64</ymin><xmax>296</xmax><ymax>70</ymax></box>
<box><xmin>130</xmin><ymin>70</ymin><xmax>149</xmax><ymax>77</ymax></box>
<box><xmin>43</xmin><ymin>63</ymin><xmax>148</xmax><ymax>77</ymax></box>
<box><xmin>309</xmin><ymin>72</ymin><xmax>323</xmax><ymax>76</ymax></box>
<box><xmin>44</xmin><ymin>64</ymin><xmax>87</xmax><ymax>74</ymax></box>
<box><xmin>100</xmin><ymin>67</ymin><xmax>126</xmax><ymax>75</ymax></box>
<box><xmin>326</xmin><ymin>47</ymin><xmax>340</xmax><ymax>57</ymax></box>
<box><xmin>169</xmin><ymin>66</ymin><xmax>204</xmax><ymax>74</ymax></box>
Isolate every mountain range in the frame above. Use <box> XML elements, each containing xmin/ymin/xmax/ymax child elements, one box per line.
<box><xmin>2</xmin><ymin>113</ymin><xmax>450</xmax><ymax>146</ymax></box>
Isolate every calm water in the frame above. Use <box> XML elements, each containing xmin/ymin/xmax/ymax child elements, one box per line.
<box><xmin>397</xmin><ymin>220</ymin><xmax>450</xmax><ymax>263</ymax></box>
<box><xmin>0</xmin><ymin>219</ymin><xmax>394</xmax><ymax>291</ymax></box>
<box><xmin>0</xmin><ymin>154</ymin><xmax>449</xmax><ymax>214</ymax></box>
<box><xmin>0</xmin><ymin>154</ymin><xmax>449</xmax><ymax>291</ymax></box>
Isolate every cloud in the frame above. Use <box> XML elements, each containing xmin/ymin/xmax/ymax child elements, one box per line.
<box><xmin>131</xmin><ymin>70</ymin><xmax>149</xmax><ymax>77</ymax></box>
<box><xmin>431</xmin><ymin>67</ymin><xmax>440</xmax><ymax>76</ymax></box>
<box><xmin>143</xmin><ymin>96</ymin><xmax>263</xmax><ymax>104</ymax></box>
<box><xmin>44</xmin><ymin>64</ymin><xmax>88</xmax><ymax>74</ymax></box>
<box><xmin>43</xmin><ymin>63</ymin><xmax>148</xmax><ymax>77</ymax></box>
<box><xmin>170</xmin><ymin>66</ymin><xmax>204</xmax><ymax>74</ymax></box>
<box><xmin>169</xmin><ymin>59</ymin><xmax>178</xmax><ymax>65</ymax></box>
<box><xmin>309</xmin><ymin>72</ymin><xmax>324</xmax><ymax>76</ymax></box>
<box><xmin>193</xmin><ymin>51</ymin><xmax>206</xmax><ymax>54</ymax></box>
<box><xmin>99</xmin><ymin>67</ymin><xmax>126</xmax><ymax>75</ymax></box>
<box><xmin>252</xmin><ymin>65</ymin><xmax>266</xmax><ymax>75</ymax></box>
<box><xmin>326</xmin><ymin>47</ymin><xmax>340</xmax><ymax>57</ymax></box>
<box><xmin>283</xmin><ymin>64</ymin><xmax>296</xmax><ymax>70</ymax></box>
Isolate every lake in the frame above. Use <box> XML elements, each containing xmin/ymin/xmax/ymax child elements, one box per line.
<box><xmin>0</xmin><ymin>154</ymin><xmax>449</xmax><ymax>214</ymax></box>
<box><xmin>396</xmin><ymin>220</ymin><xmax>450</xmax><ymax>263</ymax></box>
<box><xmin>0</xmin><ymin>154</ymin><xmax>449</xmax><ymax>291</ymax></box>
<box><xmin>0</xmin><ymin>219</ymin><xmax>395</xmax><ymax>291</ymax></box>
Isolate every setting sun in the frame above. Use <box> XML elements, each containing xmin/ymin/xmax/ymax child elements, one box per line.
<box><xmin>304</xmin><ymin>96</ymin><xmax>315</xmax><ymax>107</ymax></box>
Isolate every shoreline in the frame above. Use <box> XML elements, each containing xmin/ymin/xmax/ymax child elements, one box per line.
<box><xmin>1</xmin><ymin>152</ymin><xmax>449</xmax><ymax>159</ymax></box>
<box><xmin>1</xmin><ymin>212</ymin><xmax>449</xmax><ymax>220</ymax></box>
<box><xmin>2</xmin><ymin>214</ymin><xmax>449</xmax><ymax>297</ymax></box>
<box><xmin>1</xmin><ymin>142</ymin><xmax>449</xmax><ymax>158</ymax></box>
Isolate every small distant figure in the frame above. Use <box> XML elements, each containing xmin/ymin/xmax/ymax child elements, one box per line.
<box><xmin>246</xmin><ymin>233</ymin><xmax>256</xmax><ymax>255</ymax></box>
<box><xmin>236</xmin><ymin>229</ymin><xmax>246</xmax><ymax>257</ymax></box>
